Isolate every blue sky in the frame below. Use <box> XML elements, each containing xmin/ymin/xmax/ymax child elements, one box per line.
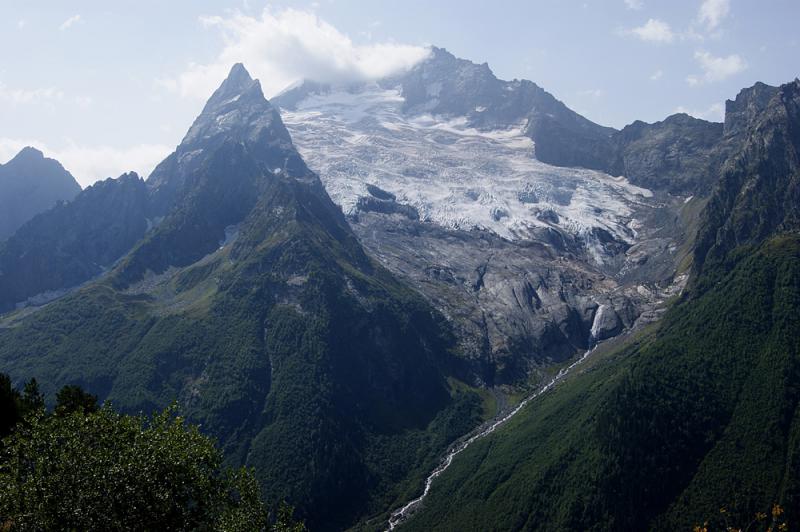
<box><xmin>1</xmin><ymin>0</ymin><xmax>797</xmax><ymax>186</ymax></box>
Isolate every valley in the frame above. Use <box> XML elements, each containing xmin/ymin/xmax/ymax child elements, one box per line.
<box><xmin>0</xmin><ymin>32</ymin><xmax>798</xmax><ymax>531</ymax></box>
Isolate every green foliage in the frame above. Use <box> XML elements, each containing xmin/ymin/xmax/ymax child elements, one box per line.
<box><xmin>0</xmin><ymin>405</ymin><xmax>268</xmax><ymax>531</ymax></box>
<box><xmin>404</xmin><ymin>234</ymin><xmax>800</xmax><ymax>531</ymax></box>
<box><xmin>54</xmin><ymin>383</ymin><xmax>98</xmax><ymax>415</ymax></box>
<box><xmin>273</xmin><ymin>503</ymin><xmax>308</xmax><ymax>532</ymax></box>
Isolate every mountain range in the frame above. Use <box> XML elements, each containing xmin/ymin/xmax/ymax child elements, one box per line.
<box><xmin>0</xmin><ymin>47</ymin><xmax>798</xmax><ymax>531</ymax></box>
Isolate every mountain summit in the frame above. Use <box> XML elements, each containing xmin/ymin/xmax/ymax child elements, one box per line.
<box><xmin>148</xmin><ymin>64</ymin><xmax>306</xmax><ymax>214</ymax></box>
<box><xmin>0</xmin><ymin>146</ymin><xmax>81</xmax><ymax>240</ymax></box>
<box><xmin>202</xmin><ymin>62</ymin><xmax>260</xmax><ymax>110</ymax></box>
<box><xmin>178</xmin><ymin>62</ymin><xmax>292</xmax><ymax>152</ymax></box>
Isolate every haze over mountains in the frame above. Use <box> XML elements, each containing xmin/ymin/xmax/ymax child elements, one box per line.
<box><xmin>0</xmin><ymin>45</ymin><xmax>799</xmax><ymax>531</ymax></box>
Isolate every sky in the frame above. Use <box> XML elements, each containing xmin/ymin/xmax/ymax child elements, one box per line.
<box><xmin>0</xmin><ymin>0</ymin><xmax>797</xmax><ymax>187</ymax></box>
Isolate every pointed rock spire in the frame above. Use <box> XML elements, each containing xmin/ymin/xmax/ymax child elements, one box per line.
<box><xmin>173</xmin><ymin>62</ymin><xmax>288</xmax><ymax>152</ymax></box>
<box><xmin>147</xmin><ymin>63</ymin><xmax>310</xmax><ymax>212</ymax></box>
<box><xmin>227</xmin><ymin>62</ymin><xmax>253</xmax><ymax>84</ymax></box>
<box><xmin>202</xmin><ymin>63</ymin><xmax>263</xmax><ymax>113</ymax></box>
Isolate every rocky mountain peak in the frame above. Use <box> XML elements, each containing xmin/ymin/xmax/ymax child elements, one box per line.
<box><xmin>1</xmin><ymin>146</ymin><xmax>78</xmax><ymax>187</ymax></box>
<box><xmin>148</xmin><ymin>63</ymin><xmax>308</xmax><ymax>209</ymax></box>
<box><xmin>724</xmin><ymin>81</ymin><xmax>780</xmax><ymax>137</ymax></box>
<box><xmin>3</xmin><ymin>147</ymin><xmax>75</xmax><ymax>179</ymax></box>
<box><xmin>428</xmin><ymin>45</ymin><xmax>455</xmax><ymax>61</ymax></box>
<box><xmin>117</xmin><ymin>171</ymin><xmax>142</xmax><ymax>183</ymax></box>
<box><xmin>398</xmin><ymin>46</ymin><xmax>501</xmax><ymax>115</ymax></box>
<box><xmin>692</xmin><ymin>79</ymin><xmax>800</xmax><ymax>281</ymax></box>
<box><xmin>179</xmin><ymin>63</ymin><xmax>287</xmax><ymax>149</ymax></box>
<box><xmin>9</xmin><ymin>146</ymin><xmax>45</xmax><ymax>163</ymax></box>
<box><xmin>0</xmin><ymin>147</ymin><xmax>82</xmax><ymax>241</ymax></box>
<box><xmin>201</xmin><ymin>63</ymin><xmax>261</xmax><ymax>112</ymax></box>
<box><xmin>422</xmin><ymin>46</ymin><xmax>492</xmax><ymax>76</ymax></box>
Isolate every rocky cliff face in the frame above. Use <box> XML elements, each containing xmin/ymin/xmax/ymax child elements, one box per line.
<box><xmin>723</xmin><ymin>81</ymin><xmax>781</xmax><ymax>138</ymax></box>
<box><xmin>0</xmin><ymin>172</ymin><xmax>149</xmax><ymax>312</ymax></box>
<box><xmin>694</xmin><ymin>79</ymin><xmax>800</xmax><ymax>282</ymax></box>
<box><xmin>0</xmin><ymin>147</ymin><xmax>81</xmax><ymax>240</ymax></box>
<box><xmin>611</xmin><ymin>113</ymin><xmax>724</xmax><ymax>195</ymax></box>
<box><xmin>350</xmin><ymin>213</ymin><xmax>649</xmax><ymax>383</ymax></box>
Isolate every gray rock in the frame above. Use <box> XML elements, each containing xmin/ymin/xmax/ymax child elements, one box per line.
<box><xmin>590</xmin><ymin>304</ymin><xmax>622</xmax><ymax>341</ymax></box>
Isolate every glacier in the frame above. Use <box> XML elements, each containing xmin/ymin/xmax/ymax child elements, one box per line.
<box><xmin>281</xmin><ymin>84</ymin><xmax>653</xmax><ymax>250</ymax></box>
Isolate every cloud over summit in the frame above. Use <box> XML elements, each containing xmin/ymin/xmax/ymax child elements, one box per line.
<box><xmin>159</xmin><ymin>8</ymin><xmax>431</xmax><ymax>100</ymax></box>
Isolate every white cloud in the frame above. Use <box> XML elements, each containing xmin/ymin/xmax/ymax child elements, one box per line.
<box><xmin>674</xmin><ymin>102</ymin><xmax>725</xmax><ymax>122</ymax></box>
<box><xmin>578</xmin><ymin>88</ymin><xmax>605</xmax><ymax>100</ymax></box>
<box><xmin>59</xmin><ymin>15</ymin><xmax>82</xmax><ymax>31</ymax></box>
<box><xmin>0</xmin><ymin>82</ymin><xmax>64</xmax><ymax>105</ymax></box>
<box><xmin>17</xmin><ymin>19</ymin><xmax>25</xmax><ymax>30</ymax></box>
<box><xmin>0</xmin><ymin>83</ymin><xmax>93</xmax><ymax>111</ymax></box>
<box><xmin>649</xmin><ymin>69</ymin><xmax>664</xmax><ymax>81</ymax></box>
<box><xmin>0</xmin><ymin>138</ymin><xmax>172</xmax><ymax>187</ymax></box>
<box><xmin>74</xmin><ymin>96</ymin><xmax>94</xmax><ymax>109</ymax></box>
<box><xmin>626</xmin><ymin>19</ymin><xmax>675</xmax><ymax>43</ymax></box>
<box><xmin>159</xmin><ymin>8</ymin><xmax>430</xmax><ymax>100</ymax></box>
<box><xmin>624</xmin><ymin>0</ymin><xmax>643</xmax><ymax>10</ymax></box>
<box><xmin>686</xmin><ymin>50</ymin><xmax>746</xmax><ymax>85</ymax></box>
<box><xmin>697</xmin><ymin>0</ymin><xmax>730</xmax><ymax>30</ymax></box>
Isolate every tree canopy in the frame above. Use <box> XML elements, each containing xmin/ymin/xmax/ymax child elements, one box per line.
<box><xmin>0</xmin><ymin>374</ymin><xmax>306</xmax><ymax>531</ymax></box>
<box><xmin>0</xmin><ymin>405</ymin><xmax>269</xmax><ymax>531</ymax></box>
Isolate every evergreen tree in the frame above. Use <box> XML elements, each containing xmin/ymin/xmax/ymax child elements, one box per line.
<box><xmin>0</xmin><ymin>373</ymin><xmax>21</xmax><ymax>438</ymax></box>
<box><xmin>20</xmin><ymin>378</ymin><xmax>45</xmax><ymax>415</ymax></box>
<box><xmin>54</xmin><ymin>384</ymin><xmax>98</xmax><ymax>415</ymax></box>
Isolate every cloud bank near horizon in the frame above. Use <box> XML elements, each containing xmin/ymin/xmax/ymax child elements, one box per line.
<box><xmin>0</xmin><ymin>138</ymin><xmax>172</xmax><ymax>188</ymax></box>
